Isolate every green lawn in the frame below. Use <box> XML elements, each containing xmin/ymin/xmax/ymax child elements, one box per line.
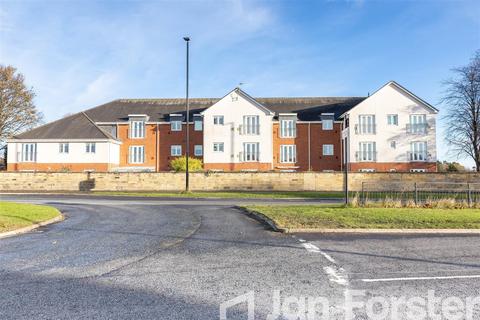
<box><xmin>92</xmin><ymin>191</ymin><xmax>343</xmax><ymax>199</ymax></box>
<box><xmin>0</xmin><ymin>202</ymin><xmax>61</xmax><ymax>232</ymax></box>
<box><xmin>244</xmin><ymin>204</ymin><xmax>480</xmax><ymax>229</ymax></box>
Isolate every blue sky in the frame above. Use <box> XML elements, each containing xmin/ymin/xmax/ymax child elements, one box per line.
<box><xmin>1</xmin><ymin>0</ymin><xmax>479</xmax><ymax>167</ymax></box>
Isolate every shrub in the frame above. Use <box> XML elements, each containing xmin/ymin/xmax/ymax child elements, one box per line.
<box><xmin>170</xmin><ymin>156</ymin><xmax>203</xmax><ymax>172</ymax></box>
<box><xmin>382</xmin><ymin>197</ymin><xmax>403</xmax><ymax>208</ymax></box>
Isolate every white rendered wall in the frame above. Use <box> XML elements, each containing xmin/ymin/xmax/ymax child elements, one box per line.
<box><xmin>346</xmin><ymin>83</ymin><xmax>437</xmax><ymax>163</ymax></box>
<box><xmin>7</xmin><ymin>141</ymin><xmax>120</xmax><ymax>164</ymax></box>
<box><xmin>202</xmin><ymin>90</ymin><xmax>274</xmax><ymax>166</ymax></box>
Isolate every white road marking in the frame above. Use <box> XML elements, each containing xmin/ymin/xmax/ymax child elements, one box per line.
<box><xmin>324</xmin><ymin>266</ymin><xmax>348</xmax><ymax>286</ymax></box>
<box><xmin>300</xmin><ymin>242</ymin><xmax>336</xmax><ymax>263</ymax></box>
<box><xmin>361</xmin><ymin>274</ymin><xmax>480</xmax><ymax>283</ymax></box>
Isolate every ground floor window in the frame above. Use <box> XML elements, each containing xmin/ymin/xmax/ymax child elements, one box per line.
<box><xmin>280</xmin><ymin>145</ymin><xmax>296</xmax><ymax>163</ymax></box>
<box><xmin>213</xmin><ymin>142</ymin><xmax>224</xmax><ymax>152</ymax></box>
<box><xmin>357</xmin><ymin>142</ymin><xmax>376</xmax><ymax>162</ymax></box>
<box><xmin>86</xmin><ymin>143</ymin><xmax>96</xmax><ymax>153</ymax></box>
<box><xmin>410</xmin><ymin>141</ymin><xmax>427</xmax><ymax>161</ymax></box>
<box><xmin>129</xmin><ymin>146</ymin><xmax>145</xmax><ymax>163</ymax></box>
<box><xmin>242</xmin><ymin>142</ymin><xmax>259</xmax><ymax>162</ymax></box>
<box><xmin>59</xmin><ymin>143</ymin><xmax>69</xmax><ymax>154</ymax></box>
<box><xmin>22</xmin><ymin>143</ymin><xmax>36</xmax><ymax>162</ymax></box>
<box><xmin>194</xmin><ymin>145</ymin><xmax>203</xmax><ymax>156</ymax></box>
<box><xmin>322</xmin><ymin>144</ymin><xmax>334</xmax><ymax>156</ymax></box>
<box><xmin>171</xmin><ymin>145</ymin><xmax>182</xmax><ymax>156</ymax></box>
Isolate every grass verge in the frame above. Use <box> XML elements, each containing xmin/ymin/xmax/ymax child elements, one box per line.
<box><xmin>244</xmin><ymin>204</ymin><xmax>480</xmax><ymax>229</ymax></box>
<box><xmin>92</xmin><ymin>191</ymin><xmax>343</xmax><ymax>199</ymax></box>
<box><xmin>0</xmin><ymin>202</ymin><xmax>61</xmax><ymax>233</ymax></box>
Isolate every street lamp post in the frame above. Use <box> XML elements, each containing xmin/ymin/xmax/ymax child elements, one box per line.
<box><xmin>183</xmin><ymin>36</ymin><xmax>190</xmax><ymax>192</ymax></box>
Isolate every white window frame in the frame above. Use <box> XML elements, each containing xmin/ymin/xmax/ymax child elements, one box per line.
<box><xmin>409</xmin><ymin>114</ymin><xmax>427</xmax><ymax>134</ymax></box>
<box><xmin>21</xmin><ymin>143</ymin><xmax>36</xmax><ymax>162</ymax></box>
<box><xmin>358</xmin><ymin>115</ymin><xmax>376</xmax><ymax>134</ymax></box>
<box><xmin>85</xmin><ymin>143</ymin><xmax>96</xmax><ymax>154</ymax></box>
<box><xmin>194</xmin><ymin>119</ymin><xmax>203</xmax><ymax>131</ymax></box>
<box><xmin>323</xmin><ymin>144</ymin><xmax>334</xmax><ymax>156</ymax></box>
<box><xmin>242</xmin><ymin>142</ymin><xmax>260</xmax><ymax>162</ymax></box>
<box><xmin>59</xmin><ymin>143</ymin><xmax>69</xmax><ymax>154</ymax></box>
<box><xmin>171</xmin><ymin>121</ymin><xmax>182</xmax><ymax>132</ymax></box>
<box><xmin>213</xmin><ymin>142</ymin><xmax>224</xmax><ymax>152</ymax></box>
<box><xmin>280</xmin><ymin>119</ymin><xmax>296</xmax><ymax>138</ymax></box>
<box><xmin>280</xmin><ymin>145</ymin><xmax>296</xmax><ymax>163</ymax></box>
<box><xmin>358</xmin><ymin>142</ymin><xmax>376</xmax><ymax>162</ymax></box>
<box><xmin>130</xmin><ymin>121</ymin><xmax>145</xmax><ymax>139</ymax></box>
<box><xmin>171</xmin><ymin>145</ymin><xmax>182</xmax><ymax>156</ymax></box>
<box><xmin>213</xmin><ymin>116</ymin><xmax>224</xmax><ymax>125</ymax></box>
<box><xmin>242</xmin><ymin>115</ymin><xmax>260</xmax><ymax>135</ymax></box>
<box><xmin>129</xmin><ymin>146</ymin><xmax>145</xmax><ymax>164</ymax></box>
<box><xmin>410</xmin><ymin>141</ymin><xmax>427</xmax><ymax>161</ymax></box>
<box><xmin>387</xmin><ymin>114</ymin><xmax>398</xmax><ymax>126</ymax></box>
<box><xmin>194</xmin><ymin>145</ymin><xmax>203</xmax><ymax>156</ymax></box>
<box><xmin>322</xmin><ymin>119</ymin><xmax>333</xmax><ymax>130</ymax></box>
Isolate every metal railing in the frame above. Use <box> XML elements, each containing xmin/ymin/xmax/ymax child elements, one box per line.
<box><xmin>354</xmin><ymin>124</ymin><xmax>376</xmax><ymax>135</ymax></box>
<box><xmin>406</xmin><ymin>123</ymin><xmax>428</xmax><ymax>134</ymax></box>
<box><xmin>357</xmin><ymin>181</ymin><xmax>480</xmax><ymax>206</ymax></box>
<box><xmin>407</xmin><ymin>151</ymin><xmax>428</xmax><ymax>162</ymax></box>
<box><xmin>239</xmin><ymin>124</ymin><xmax>260</xmax><ymax>135</ymax></box>
<box><xmin>239</xmin><ymin>151</ymin><xmax>260</xmax><ymax>162</ymax></box>
<box><xmin>355</xmin><ymin>151</ymin><xmax>377</xmax><ymax>162</ymax></box>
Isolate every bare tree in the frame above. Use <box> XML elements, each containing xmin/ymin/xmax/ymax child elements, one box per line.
<box><xmin>0</xmin><ymin>65</ymin><xmax>43</xmax><ymax>152</ymax></box>
<box><xmin>443</xmin><ymin>50</ymin><xmax>480</xmax><ymax>171</ymax></box>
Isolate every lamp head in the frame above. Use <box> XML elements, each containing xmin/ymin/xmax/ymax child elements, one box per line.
<box><xmin>183</xmin><ymin>37</ymin><xmax>190</xmax><ymax>42</ymax></box>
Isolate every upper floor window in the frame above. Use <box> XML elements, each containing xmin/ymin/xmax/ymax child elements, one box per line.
<box><xmin>129</xmin><ymin>145</ymin><xmax>144</xmax><ymax>164</ymax></box>
<box><xmin>280</xmin><ymin>145</ymin><xmax>296</xmax><ymax>163</ymax></box>
<box><xmin>21</xmin><ymin>143</ymin><xmax>36</xmax><ymax>162</ymax></box>
<box><xmin>280</xmin><ymin>119</ymin><xmax>296</xmax><ymax>137</ymax></box>
<box><xmin>194</xmin><ymin>119</ymin><xmax>203</xmax><ymax>131</ymax></box>
<box><xmin>130</xmin><ymin>121</ymin><xmax>145</xmax><ymax>138</ymax></box>
<box><xmin>194</xmin><ymin>145</ymin><xmax>203</xmax><ymax>156</ymax></box>
<box><xmin>59</xmin><ymin>143</ymin><xmax>69</xmax><ymax>154</ymax></box>
<box><xmin>213</xmin><ymin>116</ymin><xmax>224</xmax><ymax>125</ymax></box>
<box><xmin>322</xmin><ymin>119</ymin><xmax>333</xmax><ymax>130</ymax></box>
<box><xmin>171</xmin><ymin>120</ymin><xmax>182</xmax><ymax>131</ymax></box>
<box><xmin>409</xmin><ymin>141</ymin><xmax>427</xmax><ymax>161</ymax></box>
<box><xmin>86</xmin><ymin>143</ymin><xmax>96</xmax><ymax>154</ymax></box>
<box><xmin>387</xmin><ymin>114</ymin><xmax>398</xmax><ymax>126</ymax></box>
<box><xmin>323</xmin><ymin>144</ymin><xmax>334</xmax><ymax>156</ymax></box>
<box><xmin>241</xmin><ymin>115</ymin><xmax>260</xmax><ymax>135</ymax></box>
<box><xmin>408</xmin><ymin>114</ymin><xmax>427</xmax><ymax>134</ymax></box>
<box><xmin>213</xmin><ymin>142</ymin><xmax>224</xmax><ymax>152</ymax></box>
<box><xmin>356</xmin><ymin>115</ymin><xmax>376</xmax><ymax>134</ymax></box>
<box><xmin>171</xmin><ymin>145</ymin><xmax>182</xmax><ymax>156</ymax></box>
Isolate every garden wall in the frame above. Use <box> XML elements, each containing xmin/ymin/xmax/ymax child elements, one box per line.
<box><xmin>0</xmin><ymin>172</ymin><xmax>479</xmax><ymax>192</ymax></box>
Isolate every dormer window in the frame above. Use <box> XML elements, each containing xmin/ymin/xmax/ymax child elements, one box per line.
<box><xmin>321</xmin><ymin>113</ymin><xmax>334</xmax><ymax>130</ymax></box>
<box><xmin>130</xmin><ymin>121</ymin><xmax>145</xmax><ymax>138</ymax></box>
<box><xmin>128</xmin><ymin>114</ymin><xmax>148</xmax><ymax>139</ymax></box>
<box><xmin>279</xmin><ymin>114</ymin><xmax>297</xmax><ymax>138</ymax></box>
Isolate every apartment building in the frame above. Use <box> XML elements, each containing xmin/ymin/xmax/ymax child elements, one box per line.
<box><xmin>6</xmin><ymin>81</ymin><xmax>438</xmax><ymax>172</ymax></box>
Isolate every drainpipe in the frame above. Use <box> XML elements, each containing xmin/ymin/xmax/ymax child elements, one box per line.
<box><xmin>308</xmin><ymin>122</ymin><xmax>311</xmax><ymax>171</ymax></box>
<box><xmin>156</xmin><ymin>123</ymin><xmax>160</xmax><ymax>172</ymax></box>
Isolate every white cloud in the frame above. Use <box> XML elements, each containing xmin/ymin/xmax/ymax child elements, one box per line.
<box><xmin>73</xmin><ymin>72</ymin><xmax>120</xmax><ymax>109</ymax></box>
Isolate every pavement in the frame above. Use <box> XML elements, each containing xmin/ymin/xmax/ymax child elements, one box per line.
<box><xmin>1</xmin><ymin>195</ymin><xmax>480</xmax><ymax>319</ymax></box>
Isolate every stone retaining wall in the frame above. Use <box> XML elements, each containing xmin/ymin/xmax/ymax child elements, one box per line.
<box><xmin>1</xmin><ymin>172</ymin><xmax>479</xmax><ymax>192</ymax></box>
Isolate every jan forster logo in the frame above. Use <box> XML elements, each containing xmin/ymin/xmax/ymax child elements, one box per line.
<box><xmin>219</xmin><ymin>290</ymin><xmax>480</xmax><ymax>320</ymax></box>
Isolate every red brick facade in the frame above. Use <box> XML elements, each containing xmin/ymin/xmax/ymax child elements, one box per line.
<box><xmin>349</xmin><ymin>162</ymin><xmax>437</xmax><ymax>172</ymax></box>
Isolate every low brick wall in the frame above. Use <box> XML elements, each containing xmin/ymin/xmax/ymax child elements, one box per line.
<box><xmin>0</xmin><ymin>172</ymin><xmax>479</xmax><ymax>192</ymax></box>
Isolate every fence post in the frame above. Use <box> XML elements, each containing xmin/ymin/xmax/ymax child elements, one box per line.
<box><xmin>414</xmin><ymin>182</ymin><xmax>418</xmax><ymax>205</ymax></box>
<box><xmin>360</xmin><ymin>182</ymin><xmax>364</xmax><ymax>205</ymax></box>
<box><xmin>468</xmin><ymin>183</ymin><xmax>472</xmax><ymax>207</ymax></box>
